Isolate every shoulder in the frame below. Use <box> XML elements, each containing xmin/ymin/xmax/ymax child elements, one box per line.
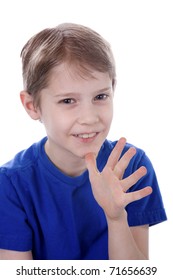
<box><xmin>100</xmin><ymin>139</ymin><xmax>145</xmax><ymax>155</ymax></box>
<box><xmin>0</xmin><ymin>137</ymin><xmax>47</xmax><ymax>177</ymax></box>
<box><xmin>98</xmin><ymin>139</ymin><xmax>149</xmax><ymax>171</ymax></box>
<box><xmin>0</xmin><ymin>137</ymin><xmax>48</xmax><ymax>204</ymax></box>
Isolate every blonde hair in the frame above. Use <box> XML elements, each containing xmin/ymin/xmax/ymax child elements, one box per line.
<box><xmin>21</xmin><ymin>23</ymin><xmax>116</xmax><ymax>106</ymax></box>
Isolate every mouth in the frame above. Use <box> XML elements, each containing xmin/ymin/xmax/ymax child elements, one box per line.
<box><xmin>74</xmin><ymin>132</ymin><xmax>98</xmax><ymax>139</ymax></box>
<box><xmin>73</xmin><ymin>132</ymin><xmax>99</xmax><ymax>143</ymax></box>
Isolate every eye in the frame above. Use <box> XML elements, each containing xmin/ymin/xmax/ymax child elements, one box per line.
<box><xmin>59</xmin><ymin>98</ymin><xmax>75</xmax><ymax>104</ymax></box>
<box><xmin>94</xmin><ymin>94</ymin><xmax>109</xmax><ymax>101</ymax></box>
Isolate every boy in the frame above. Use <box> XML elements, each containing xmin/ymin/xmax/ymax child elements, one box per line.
<box><xmin>0</xmin><ymin>23</ymin><xmax>167</xmax><ymax>260</ymax></box>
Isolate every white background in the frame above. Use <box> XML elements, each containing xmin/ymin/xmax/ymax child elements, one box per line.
<box><xmin>0</xmin><ymin>0</ymin><xmax>172</xmax><ymax>265</ymax></box>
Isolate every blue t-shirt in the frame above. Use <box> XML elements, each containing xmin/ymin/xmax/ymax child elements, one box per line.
<box><xmin>0</xmin><ymin>137</ymin><xmax>167</xmax><ymax>259</ymax></box>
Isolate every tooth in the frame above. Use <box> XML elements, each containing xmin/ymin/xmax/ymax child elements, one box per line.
<box><xmin>90</xmin><ymin>133</ymin><xmax>96</xmax><ymax>137</ymax></box>
<box><xmin>81</xmin><ymin>134</ymin><xmax>89</xmax><ymax>138</ymax></box>
<box><xmin>77</xmin><ymin>133</ymin><xmax>96</xmax><ymax>138</ymax></box>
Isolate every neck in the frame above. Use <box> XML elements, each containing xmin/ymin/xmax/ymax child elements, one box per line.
<box><xmin>44</xmin><ymin>140</ymin><xmax>87</xmax><ymax>177</ymax></box>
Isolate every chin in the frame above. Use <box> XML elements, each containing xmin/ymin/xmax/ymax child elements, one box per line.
<box><xmin>78</xmin><ymin>147</ymin><xmax>101</xmax><ymax>159</ymax></box>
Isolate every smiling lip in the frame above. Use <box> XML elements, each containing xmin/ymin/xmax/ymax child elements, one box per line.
<box><xmin>74</xmin><ymin>132</ymin><xmax>97</xmax><ymax>139</ymax></box>
<box><xmin>73</xmin><ymin>132</ymin><xmax>98</xmax><ymax>142</ymax></box>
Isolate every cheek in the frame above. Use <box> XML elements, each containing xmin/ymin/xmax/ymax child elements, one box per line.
<box><xmin>53</xmin><ymin>114</ymin><xmax>74</xmax><ymax>136</ymax></box>
<box><xmin>57</xmin><ymin>117</ymin><xmax>71</xmax><ymax>133</ymax></box>
<box><xmin>104</xmin><ymin>106</ymin><xmax>113</xmax><ymax>125</ymax></box>
<box><xmin>40</xmin><ymin>106</ymin><xmax>70</xmax><ymax>130</ymax></box>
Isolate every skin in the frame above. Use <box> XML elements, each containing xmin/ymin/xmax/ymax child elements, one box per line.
<box><xmin>0</xmin><ymin>63</ymin><xmax>152</xmax><ymax>260</ymax></box>
<box><xmin>85</xmin><ymin>137</ymin><xmax>152</xmax><ymax>259</ymax></box>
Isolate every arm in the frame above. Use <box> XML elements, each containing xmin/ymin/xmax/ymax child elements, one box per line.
<box><xmin>85</xmin><ymin>137</ymin><xmax>152</xmax><ymax>260</ymax></box>
<box><xmin>107</xmin><ymin>214</ymin><xmax>149</xmax><ymax>259</ymax></box>
<box><xmin>0</xmin><ymin>249</ymin><xmax>33</xmax><ymax>260</ymax></box>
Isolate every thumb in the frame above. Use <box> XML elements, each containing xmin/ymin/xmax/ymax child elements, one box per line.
<box><xmin>85</xmin><ymin>153</ymin><xmax>99</xmax><ymax>178</ymax></box>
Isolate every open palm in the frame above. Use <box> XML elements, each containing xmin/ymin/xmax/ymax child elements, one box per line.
<box><xmin>85</xmin><ymin>137</ymin><xmax>152</xmax><ymax>221</ymax></box>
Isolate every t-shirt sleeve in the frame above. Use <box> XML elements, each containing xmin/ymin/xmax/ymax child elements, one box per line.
<box><xmin>124</xmin><ymin>151</ymin><xmax>167</xmax><ymax>227</ymax></box>
<box><xmin>0</xmin><ymin>172</ymin><xmax>32</xmax><ymax>251</ymax></box>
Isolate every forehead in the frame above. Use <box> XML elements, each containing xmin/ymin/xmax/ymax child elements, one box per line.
<box><xmin>48</xmin><ymin>63</ymin><xmax>112</xmax><ymax>90</ymax></box>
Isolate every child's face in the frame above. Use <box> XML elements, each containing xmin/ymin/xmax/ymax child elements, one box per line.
<box><xmin>38</xmin><ymin>63</ymin><xmax>113</xmax><ymax>163</ymax></box>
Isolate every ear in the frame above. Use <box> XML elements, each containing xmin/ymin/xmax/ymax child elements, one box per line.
<box><xmin>20</xmin><ymin>91</ymin><xmax>41</xmax><ymax>120</ymax></box>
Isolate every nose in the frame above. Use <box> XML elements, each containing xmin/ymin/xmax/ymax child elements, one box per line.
<box><xmin>77</xmin><ymin>103</ymin><xmax>99</xmax><ymax>125</ymax></box>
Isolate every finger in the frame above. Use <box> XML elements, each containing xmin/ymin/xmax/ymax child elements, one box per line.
<box><xmin>124</xmin><ymin>186</ymin><xmax>153</xmax><ymax>206</ymax></box>
<box><xmin>85</xmin><ymin>153</ymin><xmax>99</xmax><ymax>179</ymax></box>
<box><xmin>121</xmin><ymin>166</ymin><xmax>147</xmax><ymax>192</ymax></box>
<box><xmin>106</xmin><ymin>137</ymin><xmax>127</xmax><ymax>170</ymax></box>
<box><xmin>114</xmin><ymin>147</ymin><xmax>136</xmax><ymax>179</ymax></box>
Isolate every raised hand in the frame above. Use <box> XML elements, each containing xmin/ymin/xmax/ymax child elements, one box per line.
<box><xmin>85</xmin><ymin>137</ymin><xmax>152</xmax><ymax>221</ymax></box>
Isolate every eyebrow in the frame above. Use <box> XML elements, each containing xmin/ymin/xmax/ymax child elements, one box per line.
<box><xmin>53</xmin><ymin>87</ymin><xmax>112</xmax><ymax>98</ymax></box>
